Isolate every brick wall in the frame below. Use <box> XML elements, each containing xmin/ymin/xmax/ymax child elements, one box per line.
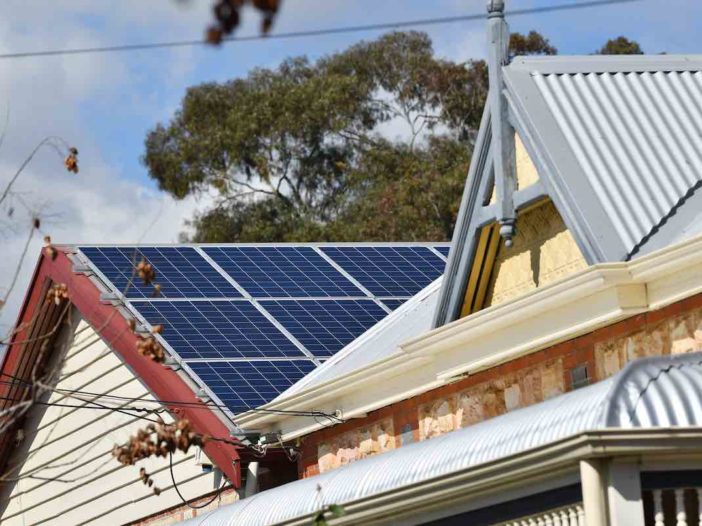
<box><xmin>298</xmin><ymin>293</ymin><xmax>702</xmax><ymax>478</ymax></box>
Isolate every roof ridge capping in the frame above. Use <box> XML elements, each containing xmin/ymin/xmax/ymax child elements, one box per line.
<box><xmin>603</xmin><ymin>352</ymin><xmax>702</xmax><ymax>428</ymax></box>
<box><xmin>628</xmin><ymin>179</ymin><xmax>702</xmax><ymax>259</ymax></box>
<box><xmin>507</xmin><ymin>54</ymin><xmax>702</xmax><ymax>75</ymax></box>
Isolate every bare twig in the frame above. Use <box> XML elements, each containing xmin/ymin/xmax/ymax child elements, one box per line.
<box><xmin>0</xmin><ymin>222</ymin><xmax>36</xmax><ymax>311</ymax></box>
<box><xmin>0</xmin><ymin>136</ymin><xmax>73</xmax><ymax>209</ymax></box>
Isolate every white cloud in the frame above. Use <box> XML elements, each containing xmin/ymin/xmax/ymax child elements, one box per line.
<box><xmin>0</xmin><ymin>155</ymin><xmax>205</xmax><ymax>332</ymax></box>
<box><xmin>0</xmin><ymin>1</ymin><xmax>217</xmax><ymax>333</ymax></box>
<box><xmin>0</xmin><ymin>0</ymin><xmax>367</xmax><ymax>334</ymax></box>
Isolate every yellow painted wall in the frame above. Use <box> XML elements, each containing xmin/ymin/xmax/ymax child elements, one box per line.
<box><xmin>488</xmin><ymin>133</ymin><xmax>539</xmax><ymax>204</ymax></box>
<box><xmin>484</xmin><ymin>200</ymin><xmax>587</xmax><ymax>307</ymax></box>
<box><xmin>514</xmin><ymin>133</ymin><xmax>539</xmax><ymax>190</ymax></box>
<box><xmin>463</xmin><ymin>135</ymin><xmax>587</xmax><ymax>314</ymax></box>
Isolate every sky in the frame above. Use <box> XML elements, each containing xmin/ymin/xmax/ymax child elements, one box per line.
<box><xmin>0</xmin><ymin>0</ymin><xmax>700</xmax><ymax>332</ymax></box>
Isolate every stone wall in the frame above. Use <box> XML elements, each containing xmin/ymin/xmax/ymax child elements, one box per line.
<box><xmin>317</xmin><ymin>418</ymin><xmax>395</xmax><ymax>473</ymax></box>
<box><xmin>595</xmin><ymin>306</ymin><xmax>702</xmax><ymax>380</ymax></box>
<box><xmin>418</xmin><ymin>359</ymin><xmax>564</xmax><ymax>440</ymax></box>
<box><xmin>298</xmin><ymin>294</ymin><xmax>702</xmax><ymax>478</ymax></box>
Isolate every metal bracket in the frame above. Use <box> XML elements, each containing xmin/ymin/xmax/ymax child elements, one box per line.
<box><xmin>71</xmin><ymin>263</ymin><xmax>93</xmax><ymax>275</ymax></box>
<box><xmin>99</xmin><ymin>292</ymin><xmax>122</xmax><ymax>305</ymax></box>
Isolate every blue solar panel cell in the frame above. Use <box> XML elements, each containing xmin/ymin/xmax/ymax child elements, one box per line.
<box><xmin>188</xmin><ymin>360</ymin><xmax>317</xmax><ymax>414</ymax></box>
<box><xmin>435</xmin><ymin>246</ymin><xmax>451</xmax><ymax>258</ymax></box>
<box><xmin>321</xmin><ymin>246</ymin><xmax>445</xmax><ymax>297</ymax></box>
<box><xmin>260</xmin><ymin>299</ymin><xmax>388</xmax><ymax>357</ymax></box>
<box><xmin>80</xmin><ymin>247</ymin><xmax>241</xmax><ymax>299</ymax></box>
<box><xmin>203</xmin><ymin>246</ymin><xmax>365</xmax><ymax>298</ymax></box>
<box><xmin>78</xmin><ymin>243</ymin><xmax>452</xmax><ymax>415</ymax></box>
<box><xmin>380</xmin><ymin>299</ymin><xmax>407</xmax><ymax>310</ymax></box>
<box><xmin>130</xmin><ymin>300</ymin><xmax>303</xmax><ymax>359</ymax></box>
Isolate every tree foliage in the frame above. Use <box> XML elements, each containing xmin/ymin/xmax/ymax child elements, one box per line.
<box><xmin>144</xmin><ymin>31</ymin><xmax>641</xmax><ymax>243</ymax></box>
<box><xmin>509</xmin><ymin>30</ymin><xmax>557</xmax><ymax>58</ymax></box>
<box><xmin>597</xmin><ymin>36</ymin><xmax>643</xmax><ymax>55</ymax></box>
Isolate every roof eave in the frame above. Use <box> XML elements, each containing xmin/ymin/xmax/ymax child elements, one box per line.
<box><xmin>237</xmin><ymin>232</ymin><xmax>702</xmax><ymax>436</ymax></box>
<box><xmin>0</xmin><ymin>249</ymin><xmax>244</xmax><ymax>486</ymax></box>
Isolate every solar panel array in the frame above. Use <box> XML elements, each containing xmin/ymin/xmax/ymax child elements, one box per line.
<box><xmin>79</xmin><ymin>244</ymin><xmax>449</xmax><ymax>414</ymax></box>
<box><xmin>320</xmin><ymin>246</ymin><xmax>447</xmax><ymax>296</ymax></box>
<box><xmin>260</xmin><ymin>300</ymin><xmax>389</xmax><ymax>358</ymax></box>
<box><xmin>203</xmin><ymin>246</ymin><xmax>362</xmax><ymax>297</ymax></box>
<box><xmin>80</xmin><ymin>247</ymin><xmax>241</xmax><ymax>299</ymax></box>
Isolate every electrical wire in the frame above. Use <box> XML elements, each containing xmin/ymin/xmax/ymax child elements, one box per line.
<box><xmin>0</xmin><ymin>393</ymin><xmax>165</xmax><ymax>423</ymax></box>
<box><xmin>0</xmin><ymin>389</ymin><xmax>303</xmax><ymax>464</ymax></box>
<box><xmin>0</xmin><ymin>0</ymin><xmax>638</xmax><ymax>60</ymax></box>
<box><xmin>0</xmin><ymin>390</ymin><xmax>286</xmax><ymax>457</ymax></box>
<box><xmin>0</xmin><ymin>378</ymin><xmax>342</xmax><ymax>421</ymax></box>
<box><xmin>169</xmin><ymin>451</ymin><xmax>227</xmax><ymax>509</ymax></box>
<box><xmin>0</xmin><ymin>374</ymin><xmax>344</xmax><ymax>422</ymax></box>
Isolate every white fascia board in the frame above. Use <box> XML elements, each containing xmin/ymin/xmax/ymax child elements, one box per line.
<box><xmin>236</xmin><ymin>234</ymin><xmax>702</xmax><ymax>439</ymax></box>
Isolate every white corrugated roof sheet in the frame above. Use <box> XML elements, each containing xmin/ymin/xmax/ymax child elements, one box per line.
<box><xmin>435</xmin><ymin>55</ymin><xmax>702</xmax><ymax>327</ymax></box>
<box><xmin>505</xmin><ymin>55</ymin><xmax>702</xmax><ymax>259</ymax></box>
<box><xmin>532</xmin><ymin>69</ymin><xmax>702</xmax><ymax>254</ymax></box>
<box><xmin>178</xmin><ymin>353</ymin><xmax>702</xmax><ymax>526</ymax></box>
<box><xmin>279</xmin><ymin>278</ymin><xmax>441</xmax><ymax>397</ymax></box>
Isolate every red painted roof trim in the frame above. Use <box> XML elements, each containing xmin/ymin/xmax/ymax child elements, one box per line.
<box><xmin>1</xmin><ymin>249</ymin><xmax>242</xmax><ymax>486</ymax></box>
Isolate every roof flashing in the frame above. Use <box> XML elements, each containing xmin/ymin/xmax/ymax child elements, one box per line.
<box><xmin>508</xmin><ymin>54</ymin><xmax>702</xmax><ymax>75</ymax></box>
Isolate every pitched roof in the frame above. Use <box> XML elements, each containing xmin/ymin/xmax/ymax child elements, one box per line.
<box><xmin>0</xmin><ymin>243</ymin><xmax>448</xmax><ymax>485</ymax></box>
<box><xmin>176</xmin><ymin>352</ymin><xmax>702</xmax><ymax>526</ymax></box>
<box><xmin>74</xmin><ymin>243</ymin><xmax>449</xmax><ymax>416</ymax></box>
<box><xmin>435</xmin><ymin>54</ymin><xmax>702</xmax><ymax>326</ymax></box>
<box><xmin>278</xmin><ymin>277</ymin><xmax>441</xmax><ymax>398</ymax></box>
<box><xmin>0</xmin><ymin>248</ymin><xmax>242</xmax><ymax>484</ymax></box>
<box><xmin>507</xmin><ymin>55</ymin><xmax>702</xmax><ymax>257</ymax></box>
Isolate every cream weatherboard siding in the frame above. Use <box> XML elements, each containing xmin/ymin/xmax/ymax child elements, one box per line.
<box><xmin>2</xmin><ymin>314</ymin><xmax>231</xmax><ymax>526</ymax></box>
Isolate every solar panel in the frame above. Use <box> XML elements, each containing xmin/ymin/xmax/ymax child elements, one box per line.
<box><xmin>260</xmin><ymin>299</ymin><xmax>388</xmax><ymax>357</ymax></box>
<box><xmin>80</xmin><ymin>247</ymin><xmax>241</xmax><ymax>299</ymax></box>
<box><xmin>435</xmin><ymin>246</ymin><xmax>451</xmax><ymax>258</ymax></box>
<box><xmin>188</xmin><ymin>360</ymin><xmax>317</xmax><ymax>414</ymax></box>
<box><xmin>203</xmin><ymin>246</ymin><xmax>365</xmax><ymax>298</ymax></box>
<box><xmin>321</xmin><ymin>246</ymin><xmax>446</xmax><ymax>297</ymax></box>
<box><xmin>81</xmin><ymin>243</ymin><xmax>449</xmax><ymax>414</ymax></box>
<box><xmin>130</xmin><ymin>300</ymin><xmax>304</xmax><ymax>359</ymax></box>
<box><xmin>380</xmin><ymin>299</ymin><xmax>407</xmax><ymax>310</ymax></box>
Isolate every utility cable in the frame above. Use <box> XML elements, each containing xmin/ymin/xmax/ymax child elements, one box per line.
<box><xmin>0</xmin><ymin>374</ymin><xmax>344</xmax><ymax>422</ymax></box>
<box><xmin>0</xmin><ymin>0</ymin><xmax>638</xmax><ymax>60</ymax></box>
<box><xmin>169</xmin><ymin>451</ymin><xmax>227</xmax><ymax>509</ymax></box>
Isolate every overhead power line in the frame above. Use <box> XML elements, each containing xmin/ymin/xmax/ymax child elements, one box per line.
<box><xmin>0</xmin><ymin>0</ymin><xmax>637</xmax><ymax>60</ymax></box>
<box><xmin>0</xmin><ymin>373</ymin><xmax>343</xmax><ymax>422</ymax></box>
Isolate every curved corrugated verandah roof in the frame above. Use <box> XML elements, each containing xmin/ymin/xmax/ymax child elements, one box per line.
<box><xmin>178</xmin><ymin>353</ymin><xmax>702</xmax><ymax>526</ymax></box>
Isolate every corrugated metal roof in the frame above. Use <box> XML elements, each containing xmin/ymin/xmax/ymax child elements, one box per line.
<box><xmin>278</xmin><ymin>278</ymin><xmax>441</xmax><ymax>397</ymax></box>
<box><xmin>531</xmin><ymin>69</ymin><xmax>702</xmax><ymax>255</ymax></box>
<box><xmin>177</xmin><ymin>353</ymin><xmax>702</xmax><ymax>526</ymax></box>
<box><xmin>435</xmin><ymin>55</ymin><xmax>702</xmax><ymax>326</ymax></box>
<box><xmin>633</xmin><ymin>179</ymin><xmax>702</xmax><ymax>257</ymax></box>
